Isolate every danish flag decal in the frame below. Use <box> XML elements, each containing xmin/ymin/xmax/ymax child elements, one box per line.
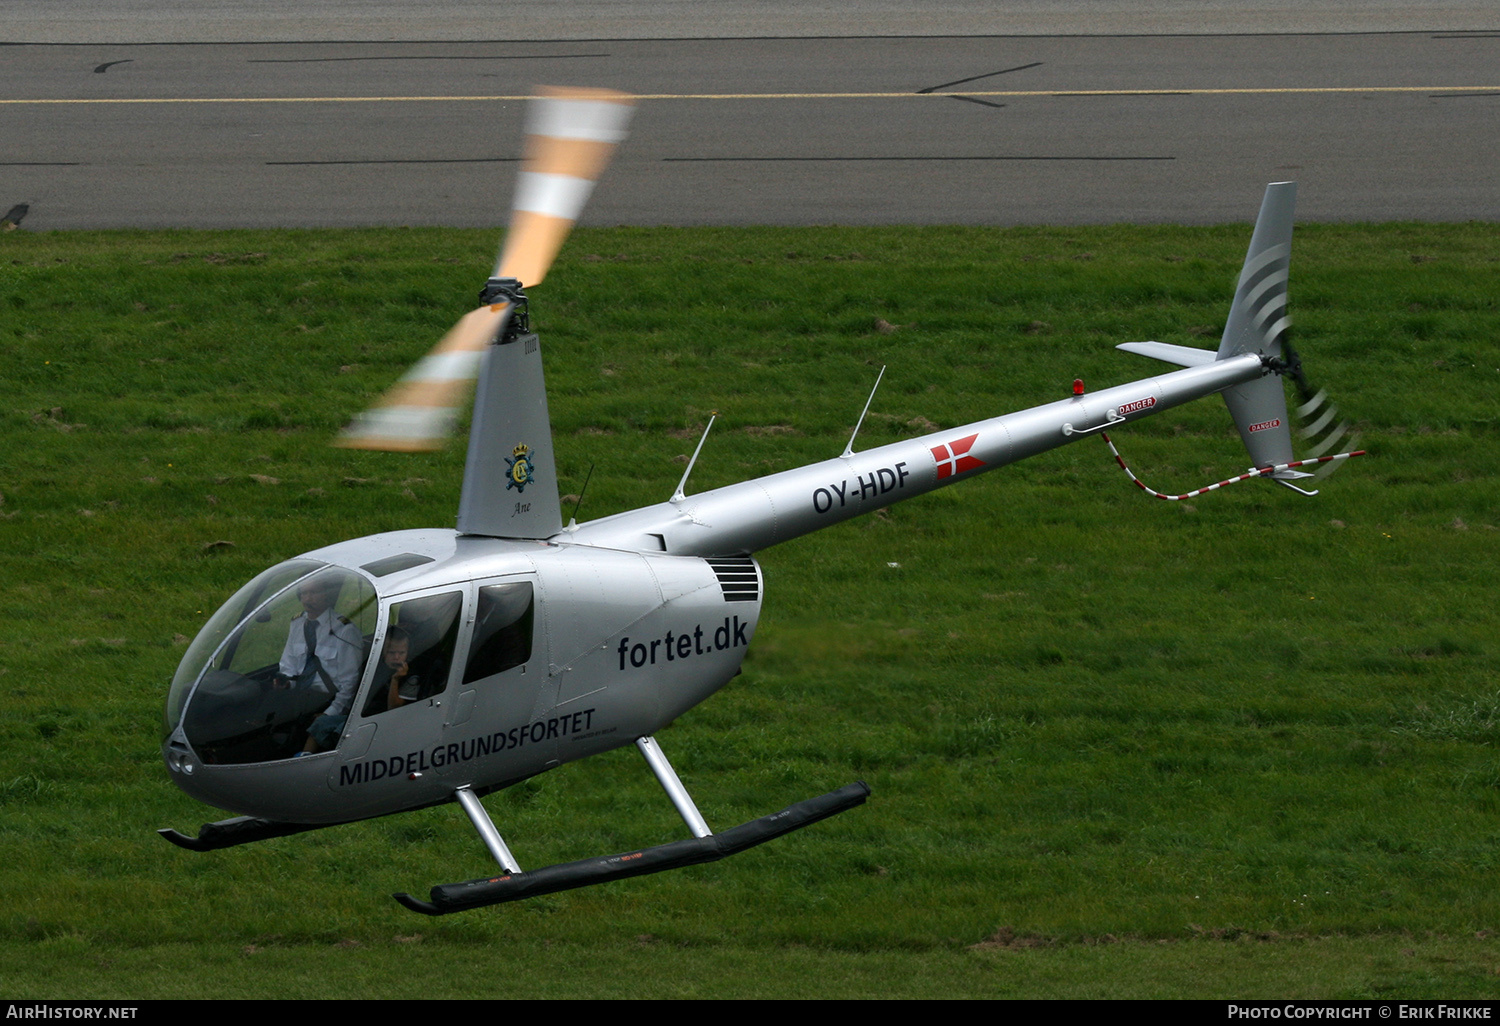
<box><xmin>931</xmin><ymin>433</ymin><xmax>984</xmax><ymax>480</ymax></box>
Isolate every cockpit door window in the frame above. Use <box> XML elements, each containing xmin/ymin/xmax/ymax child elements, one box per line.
<box><xmin>359</xmin><ymin>589</ymin><xmax>464</xmax><ymax>718</ymax></box>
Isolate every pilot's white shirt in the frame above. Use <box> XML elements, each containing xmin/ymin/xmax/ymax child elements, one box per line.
<box><xmin>278</xmin><ymin>609</ymin><xmax>364</xmax><ymax>716</ymax></box>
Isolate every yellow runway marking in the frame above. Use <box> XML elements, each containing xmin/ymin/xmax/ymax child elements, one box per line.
<box><xmin>3</xmin><ymin>86</ymin><xmax>1499</xmax><ymax>105</ymax></box>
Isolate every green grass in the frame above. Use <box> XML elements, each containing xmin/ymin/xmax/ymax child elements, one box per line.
<box><xmin>1</xmin><ymin>222</ymin><xmax>1498</xmax><ymax>998</ymax></box>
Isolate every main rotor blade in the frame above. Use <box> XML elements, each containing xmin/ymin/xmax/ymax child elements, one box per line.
<box><xmin>335</xmin><ymin>86</ymin><xmax>633</xmax><ymax>453</ymax></box>
<box><xmin>336</xmin><ymin>302</ymin><xmax>512</xmax><ymax>451</ymax></box>
<box><xmin>494</xmin><ymin>86</ymin><xmax>635</xmax><ymax>286</ymax></box>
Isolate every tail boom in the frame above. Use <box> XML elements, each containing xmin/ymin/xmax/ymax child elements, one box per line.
<box><xmin>565</xmin><ymin>353</ymin><xmax>1268</xmax><ymax>558</ymax></box>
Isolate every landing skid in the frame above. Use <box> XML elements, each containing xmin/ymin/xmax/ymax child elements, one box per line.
<box><xmin>395</xmin><ymin>733</ymin><xmax>868</xmax><ymax>914</ymax></box>
<box><xmin>158</xmin><ymin>815</ymin><xmax>331</xmax><ymax>851</ymax></box>
<box><xmin>395</xmin><ymin>779</ymin><xmax>870</xmax><ymax>915</ymax></box>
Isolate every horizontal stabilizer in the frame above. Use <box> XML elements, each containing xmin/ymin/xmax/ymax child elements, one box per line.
<box><xmin>1117</xmin><ymin>341</ymin><xmax>1217</xmax><ymax>368</ymax></box>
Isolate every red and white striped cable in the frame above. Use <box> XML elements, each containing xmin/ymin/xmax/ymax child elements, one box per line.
<box><xmin>1099</xmin><ymin>432</ymin><xmax>1365</xmax><ymax>501</ymax></box>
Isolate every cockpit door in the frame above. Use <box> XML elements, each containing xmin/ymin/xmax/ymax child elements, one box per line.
<box><xmin>340</xmin><ymin>584</ymin><xmax>467</xmax><ymax>761</ymax></box>
<box><xmin>439</xmin><ymin>575</ymin><xmax>545</xmax><ymax>773</ymax></box>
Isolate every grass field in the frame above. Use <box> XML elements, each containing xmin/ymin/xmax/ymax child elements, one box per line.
<box><xmin>1</xmin><ymin>221</ymin><xmax>1497</xmax><ymax>998</ymax></box>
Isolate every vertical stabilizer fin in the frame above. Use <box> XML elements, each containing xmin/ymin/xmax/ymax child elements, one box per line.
<box><xmin>1218</xmin><ymin>182</ymin><xmax>1297</xmax><ymax>471</ymax></box>
<box><xmin>456</xmin><ymin>332</ymin><xmax>564</xmax><ymax>538</ymax></box>
<box><xmin>1219</xmin><ymin>182</ymin><xmax>1296</xmax><ymax>362</ymax></box>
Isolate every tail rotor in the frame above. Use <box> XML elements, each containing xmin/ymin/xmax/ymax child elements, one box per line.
<box><xmin>1118</xmin><ymin>181</ymin><xmax>1364</xmax><ymax>498</ymax></box>
<box><xmin>1279</xmin><ymin>329</ymin><xmax>1359</xmax><ymax>478</ymax></box>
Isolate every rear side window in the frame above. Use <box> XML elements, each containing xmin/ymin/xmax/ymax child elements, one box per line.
<box><xmin>464</xmin><ymin>582</ymin><xmax>534</xmax><ymax>684</ymax></box>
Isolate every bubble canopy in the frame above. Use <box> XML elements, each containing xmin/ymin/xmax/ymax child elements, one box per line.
<box><xmin>165</xmin><ymin>559</ymin><xmax>377</xmax><ymax>765</ymax></box>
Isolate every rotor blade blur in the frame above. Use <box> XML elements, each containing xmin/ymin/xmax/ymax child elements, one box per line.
<box><xmin>494</xmin><ymin>86</ymin><xmax>634</xmax><ymax>286</ymax></box>
<box><xmin>336</xmin><ymin>86</ymin><xmax>632</xmax><ymax>453</ymax></box>
<box><xmin>336</xmin><ymin>302</ymin><xmax>511</xmax><ymax>452</ymax></box>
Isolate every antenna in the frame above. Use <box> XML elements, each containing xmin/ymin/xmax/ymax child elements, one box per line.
<box><xmin>842</xmin><ymin>366</ymin><xmax>886</xmax><ymax>458</ymax></box>
<box><xmin>564</xmin><ymin>461</ymin><xmax>595</xmax><ymax>531</ymax></box>
<box><xmin>671</xmin><ymin>412</ymin><xmax>717</xmax><ymax>503</ymax></box>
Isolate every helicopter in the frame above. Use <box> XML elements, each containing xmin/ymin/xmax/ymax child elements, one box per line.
<box><xmin>159</xmin><ymin>87</ymin><xmax>1360</xmax><ymax>915</ymax></box>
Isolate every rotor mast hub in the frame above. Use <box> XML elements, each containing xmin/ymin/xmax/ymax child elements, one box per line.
<box><xmin>480</xmin><ymin>277</ymin><xmax>529</xmax><ymax>343</ymax></box>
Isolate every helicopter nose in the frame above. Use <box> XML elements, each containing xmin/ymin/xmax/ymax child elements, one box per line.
<box><xmin>162</xmin><ymin>720</ymin><xmax>354</xmax><ymax>823</ymax></box>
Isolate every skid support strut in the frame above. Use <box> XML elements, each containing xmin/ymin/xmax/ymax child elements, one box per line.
<box><xmin>636</xmin><ymin>735</ymin><xmax>712</xmax><ymax>838</ymax></box>
<box><xmin>454</xmin><ymin>785</ymin><xmax>522</xmax><ymax>874</ymax></box>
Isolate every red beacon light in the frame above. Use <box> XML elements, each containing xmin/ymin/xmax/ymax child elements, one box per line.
<box><xmin>1072</xmin><ymin>378</ymin><xmax>1086</xmax><ymax>396</ymax></box>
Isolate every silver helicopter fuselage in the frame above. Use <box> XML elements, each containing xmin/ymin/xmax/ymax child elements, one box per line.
<box><xmin>162</xmin><ymin>345</ymin><xmax>1271</xmax><ymax>824</ymax></box>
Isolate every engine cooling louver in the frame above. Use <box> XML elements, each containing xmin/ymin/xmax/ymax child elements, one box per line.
<box><xmin>705</xmin><ymin>557</ymin><xmax>759</xmax><ymax>603</ymax></box>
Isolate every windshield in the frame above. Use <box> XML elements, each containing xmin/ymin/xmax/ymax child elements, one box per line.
<box><xmin>167</xmin><ymin>561</ymin><xmax>376</xmax><ymax>763</ymax></box>
<box><xmin>165</xmin><ymin>559</ymin><xmax>325</xmax><ymax>737</ymax></box>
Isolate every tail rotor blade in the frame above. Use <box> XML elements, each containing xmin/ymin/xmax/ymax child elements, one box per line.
<box><xmin>1283</xmin><ymin>337</ymin><xmax>1359</xmax><ymax>477</ymax></box>
<box><xmin>495</xmin><ymin>86</ymin><xmax>634</xmax><ymax>286</ymax></box>
<box><xmin>336</xmin><ymin>302</ymin><xmax>512</xmax><ymax>451</ymax></box>
<box><xmin>1296</xmin><ymin>387</ymin><xmax>1356</xmax><ymax>473</ymax></box>
<box><xmin>1296</xmin><ymin>388</ymin><xmax>1337</xmax><ymax>434</ymax></box>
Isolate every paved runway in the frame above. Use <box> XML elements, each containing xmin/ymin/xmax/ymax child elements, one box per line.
<box><xmin>3</xmin><ymin>7</ymin><xmax>1497</xmax><ymax>228</ymax></box>
<box><xmin>10</xmin><ymin>1</ymin><xmax>1500</xmax><ymax>43</ymax></box>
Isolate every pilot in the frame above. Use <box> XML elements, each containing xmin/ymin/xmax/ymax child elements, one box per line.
<box><xmin>274</xmin><ymin>574</ymin><xmax>363</xmax><ymax>754</ymax></box>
